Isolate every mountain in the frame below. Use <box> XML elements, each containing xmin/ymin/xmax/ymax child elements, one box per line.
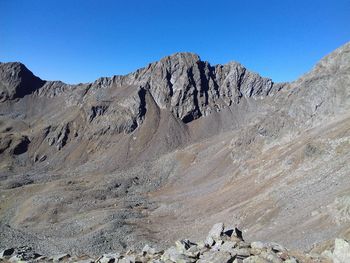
<box><xmin>0</xmin><ymin>42</ymin><xmax>349</xmax><ymax>256</ymax></box>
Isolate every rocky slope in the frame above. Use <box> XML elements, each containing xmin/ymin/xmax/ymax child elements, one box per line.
<box><xmin>2</xmin><ymin>223</ymin><xmax>349</xmax><ymax>262</ymax></box>
<box><xmin>0</xmin><ymin>42</ymin><xmax>349</xmax><ymax>258</ymax></box>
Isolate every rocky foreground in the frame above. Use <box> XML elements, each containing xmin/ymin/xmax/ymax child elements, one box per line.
<box><xmin>1</xmin><ymin>223</ymin><xmax>349</xmax><ymax>263</ymax></box>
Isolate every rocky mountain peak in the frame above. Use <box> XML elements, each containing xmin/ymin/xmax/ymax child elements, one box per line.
<box><xmin>159</xmin><ymin>52</ymin><xmax>201</xmax><ymax>66</ymax></box>
<box><xmin>298</xmin><ymin>42</ymin><xmax>350</xmax><ymax>83</ymax></box>
<box><xmin>0</xmin><ymin>62</ymin><xmax>44</xmax><ymax>102</ymax></box>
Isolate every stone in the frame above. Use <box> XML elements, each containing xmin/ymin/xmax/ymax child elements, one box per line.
<box><xmin>142</xmin><ymin>244</ymin><xmax>156</xmax><ymax>255</ymax></box>
<box><xmin>250</xmin><ymin>241</ymin><xmax>265</xmax><ymax>250</ymax></box>
<box><xmin>235</xmin><ymin>248</ymin><xmax>251</xmax><ymax>259</ymax></box>
<box><xmin>237</xmin><ymin>241</ymin><xmax>250</xmax><ymax>249</ymax></box>
<box><xmin>259</xmin><ymin>251</ymin><xmax>282</xmax><ymax>263</ymax></box>
<box><xmin>198</xmin><ymin>251</ymin><xmax>233</xmax><ymax>263</ymax></box>
<box><xmin>97</xmin><ymin>253</ymin><xmax>120</xmax><ymax>263</ymax></box>
<box><xmin>51</xmin><ymin>253</ymin><xmax>71</xmax><ymax>262</ymax></box>
<box><xmin>243</xmin><ymin>256</ymin><xmax>270</xmax><ymax>263</ymax></box>
<box><xmin>234</xmin><ymin>228</ymin><xmax>244</xmax><ymax>241</ymax></box>
<box><xmin>74</xmin><ymin>259</ymin><xmax>94</xmax><ymax>263</ymax></box>
<box><xmin>220</xmin><ymin>241</ymin><xmax>237</xmax><ymax>253</ymax></box>
<box><xmin>175</xmin><ymin>239</ymin><xmax>196</xmax><ymax>251</ymax></box>
<box><xmin>208</xmin><ymin>223</ymin><xmax>224</xmax><ymax>239</ymax></box>
<box><xmin>161</xmin><ymin>246</ymin><xmax>196</xmax><ymax>263</ymax></box>
<box><xmin>269</xmin><ymin>242</ymin><xmax>287</xmax><ymax>253</ymax></box>
<box><xmin>321</xmin><ymin>249</ymin><xmax>333</xmax><ymax>259</ymax></box>
<box><xmin>197</xmin><ymin>241</ymin><xmax>206</xmax><ymax>249</ymax></box>
<box><xmin>8</xmin><ymin>255</ymin><xmax>21</xmax><ymax>262</ymax></box>
<box><xmin>118</xmin><ymin>255</ymin><xmax>136</xmax><ymax>263</ymax></box>
<box><xmin>205</xmin><ymin>236</ymin><xmax>215</xmax><ymax>247</ymax></box>
<box><xmin>333</xmin><ymin>238</ymin><xmax>350</xmax><ymax>263</ymax></box>
<box><xmin>39</xmin><ymin>154</ymin><xmax>47</xmax><ymax>162</ymax></box>
<box><xmin>205</xmin><ymin>223</ymin><xmax>224</xmax><ymax>245</ymax></box>
<box><xmin>0</xmin><ymin>248</ymin><xmax>14</xmax><ymax>258</ymax></box>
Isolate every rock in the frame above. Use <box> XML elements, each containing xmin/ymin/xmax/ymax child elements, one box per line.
<box><xmin>333</xmin><ymin>238</ymin><xmax>350</xmax><ymax>263</ymax></box>
<box><xmin>118</xmin><ymin>255</ymin><xmax>136</xmax><ymax>263</ymax></box>
<box><xmin>162</xmin><ymin>246</ymin><xmax>196</xmax><ymax>263</ymax></box>
<box><xmin>219</xmin><ymin>241</ymin><xmax>237</xmax><ymax>253</ymax></box>
<box><xmin>96</xmin><ymin>252</ymin><xmax>120</xmax><ymax>263</ymax></box>
<box><xmin>211</xmin><ymin>240</ymin><xmax>224</xmax><ymax>251</ymax></box>
<box><xmin>142</xmin><ymin>244</ymin><xmax>157</xmax><ymax>255</ymax></box>
<box><xmin>250</xmin><ymin>241</ymin><xmax>265</xmax><ymax>250</ymax></box>
<box><xmin>1</xmin><ymin>223</ymin><xmax>348</xmax><ymax>263</ymax></box>
<box><xmin>51</xmin><ymin>253</ymin><xmax>71</xmax><ymax>262</ymax></box>
<box><xmin>259</xmin><ymin>251</ymin><xmax>282</xmax><ymax>263</ymax></box>
<box><xmin>196</xmin><ymin>241</ymin><xmax>206</xmax><ymax>249</ymax></box>
<box><xmin>234</xmin><ymin>228</ymin><xmax>244</xmax><ymax>241</ymax></box>
<box><xmin>321</xmin><ymin>249</ymin><xmax>333</xmax><ymax>259</ymax></box>
<box><xmin>235</xmin><ymin>248</ymin><xmax>251</xmax><ymax>259</ymax></box>
<box><xmin>198</xmin><ymin>251</ymin><xmax>233</xmax><ymax>263</ymax></box>
<box><xmin>33</xmin><ymin>152</ymin><xmax>38</xmax><ymax>162</ymax></box>
<box><xmin>8</xmin><ymin>255</ymin><xmax>21</xmax><ymax>262</ymax></box>
<box><xmin>205</xmin><ymin>223</ymin><xmax>224</xmax><ymax>245</ymax></box>
<box><xmin>39</xmin><ymin>154</ymin><xmax>47</xmax><ymax>162</ymax></box>
<box><xmin>0</xmin><ymin>248</ymin><xmax>14</xmax><ymax>258</ymax></box>
<box><xmin>243</xmin><ymin>255</ymin><xmax>270</xmax><ymax>263</ymax></box>
<box><xmin>205</xmin><ymin>236</ymin><xmax>215</xmax><ymax>247</ymax></box>
<box><xmin>175</xmin><ymin>239</ymin><xmax>196</xmax><ymax>251</ymax></box>
<box><xmin>74</xmin><ymin>260</ymin><xmax>94</xmax><ymax>263</ymax></box>
<box><xmin>269</xmin><ymin>242</ymin><xmax>287</xmax><ymax>253</ymax></box>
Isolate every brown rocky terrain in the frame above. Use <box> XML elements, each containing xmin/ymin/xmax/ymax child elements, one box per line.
<box><xmin>2</xmin><ymin>223</ymin><xmax>350</xmax><ymax>262</ymax></box>
<box><xmin>0</xmin><ymin>42</ymin><xmax>349</xmax><ymax>259</ymax></box>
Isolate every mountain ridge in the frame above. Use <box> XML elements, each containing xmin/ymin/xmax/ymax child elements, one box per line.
<box><xmin>1</xmin><ymin>51</ymin><xmax>285</xmax><ymax>124</ymax></box>
<box><xmin>0</xmin><ymin>42</ymin><xmax>349</xmax><ymax>256</ymax></box>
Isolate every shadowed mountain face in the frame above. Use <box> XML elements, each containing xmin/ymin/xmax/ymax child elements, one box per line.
<box><xmin>0</xmin><ymin>62</ymin><xmax>45</xmax><ymax>102</ymax></box>
<box><xmin>0</xmin><ymin>42</ymin><xmax>349</xmax><ymax>256</ymax></box>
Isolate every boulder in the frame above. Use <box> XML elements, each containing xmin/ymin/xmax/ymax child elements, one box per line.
<box><xmin>333</xmin><ymin>238</ymin><xmax>350</xmax><ymax>263</ymax></box>
<box><xmin>205</xmin><ymin>223</ymin><xmax>224</xmax><ymax>246</ymax></box>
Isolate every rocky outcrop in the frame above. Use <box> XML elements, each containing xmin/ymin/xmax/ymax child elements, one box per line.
<box><xmin>81</xmin><ymin>53</ymin><xmax>283</xmax><ymax>124</ymax></box>
<box><xmin>0</xmin><ymin>62</ymin><xmax>44</xmax><ymax>102</ymax></box>
<box><xmin>0</xmin><ymin>223</ymin><xmax>344</xmax><ymax>262</ymax></box>
<box><xmin>0</xmin><ymin>134</ymin><xmax>30</xmax><ymax>155</ymax></box>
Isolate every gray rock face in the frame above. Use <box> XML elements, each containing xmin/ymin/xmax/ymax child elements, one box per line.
<box><xmin>131</xmin><ymin>53</ymin><xmax>279</xmax><ymax>122</ymax></box>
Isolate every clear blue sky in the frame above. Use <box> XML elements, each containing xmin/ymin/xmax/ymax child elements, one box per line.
<box><xmin>1</xmin><ymin>0</ymin><xmax>349</xmax><ymax>84</ymax></box>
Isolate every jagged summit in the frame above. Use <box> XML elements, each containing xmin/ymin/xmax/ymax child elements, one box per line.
<box><xmin>0</xmin><ymin>53</ymin><xmax>281</xmax><ymax>125</ymax></box>
<box><xmin>159</xmin><ymin>52</ymin><xmax>201</xmax><ymax>64</ymax></box>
